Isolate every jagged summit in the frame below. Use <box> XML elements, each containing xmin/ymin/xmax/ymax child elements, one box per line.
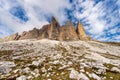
<box><xmin>76</xmin><ymin>21</ymin><xmax>87</xmax><ymax>40</ymax></box>
<box><xmin>0</xmin><ymin>17</ymin><xmax>91</xmax><ymax>42</ymax></box>
<box><xmin>51</xmin><ymin>16</ymin><xmax>60</xmax><ymax>27</ymax></box>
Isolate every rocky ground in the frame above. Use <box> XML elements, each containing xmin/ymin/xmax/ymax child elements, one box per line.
<box><xmin>0</xmin><ymin>39</ymin><xmax>120</xmax><ymax>80</ymax></box>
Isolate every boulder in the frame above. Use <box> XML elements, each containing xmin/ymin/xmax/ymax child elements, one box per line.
<box><xmin>0</xmin><ymin>61</ymin><xmax>16</xmax><ymax>68</ymax></box>
<box><xmin>0</xmin><ymin>66</ymin><xmax>11</xmax><ymax>74</ymax></box>
<box><xmin>111</xmin><ymin>67</ymin><xmax>120</xmax><ymax>73</ymax></box>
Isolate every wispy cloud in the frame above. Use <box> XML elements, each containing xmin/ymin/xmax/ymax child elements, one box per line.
<box><xmin>72</xmin><ymin>0</ymin><xmax>120</xmax><ymax>42</ymax></box>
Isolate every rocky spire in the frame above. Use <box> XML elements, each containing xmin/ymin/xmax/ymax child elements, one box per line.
<box><xmin>76</xmin><ymin>21</ymin><xmax>87</xmax><ymax>40</ymax></box>
<box><xmin>47</xmin><ymin>16</ymin><xmax>60</xmax><ymax>40</ymax></box>
<box><xmin>51</xmin><ymin>16</ymin><xmax>60</xmax><ymax>27</ymax></box>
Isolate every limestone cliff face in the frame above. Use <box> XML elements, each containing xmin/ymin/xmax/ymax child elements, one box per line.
<box><xmin>0</xmin><ymin>17</ymin><xmax>90</xmax><ymax>41</ymax></box>
<box><xmin>38</xmin><ymin>17</ymin><xmax>60</xmax><ymax>40</ymax></box>
<box><xmin>0</xmin><ymin>33</ymin><xmax>20</xmax><ymax>42</ymax></box>
<box><xmin>48</xmin><ymin>17</ymin><xmax>60</xmax><ymax>40</ymax></box>
<box><xmin>76</xmin><ymin>21</ymin><xmax>87</xmax><ymax>40</ymax></box>
<box><xmin>59</xmin><ymin>21</ymin><xmax>79</xmax><ymax>41</ymax></box>
<box><xmin>19</xmin><ymin>28</ymin><xmax>39</xmax><ymax>40</ymax></box>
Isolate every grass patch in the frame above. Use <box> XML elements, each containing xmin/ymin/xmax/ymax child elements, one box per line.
<box><xmin>105</xmin><ymin>71</ymin><xmax>120</xmax><ymax>80</ymax></box>
<box><xmin>100</xmin><ymin>52</ymin><xmax>120</xmax><ymax>60</ymax></box>
<box><xmin>96</xmin><ymin>41</ymin><xmax>120</xmax><ymax>46</ymax></box>
<box><xmin>0</xmin><ymin>50</ymin><xmax>13</xmax><ymax>57</ymax></box>
<box><xmin>104</xmin><ymin>63</ymin><xmax>115</xmax><ymax>69</ymax></box>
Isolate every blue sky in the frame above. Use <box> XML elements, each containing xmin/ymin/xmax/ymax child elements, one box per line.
<box><xmin>0</xmin><ymin>0</ymin><xmax>120</xmax><ymax>42</ymax></box>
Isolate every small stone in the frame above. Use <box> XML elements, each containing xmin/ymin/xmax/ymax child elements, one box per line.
<box><xmin>111</xmin><ymin>67</ymin><xmax>120</xmax><ymax>73</ymax></box>
<box><xmin>110</xmin><ymin>77</ymin><xmax>113</xmax><ymax>79</ymax></box>
<box><xmin>77</xmin><ymin>73</ymin><xmax>89</xmax><ymax>80</ymax></box>
<box><xmin>103</xmin><ymin>77</ymin><xmax>106</xmax><ymax>79</ymax></box>
<box><xmin>68</xmin><ymin>61</ymin><xmax>73</xmax><ymax>65</ymax></box>
<box><xmin>16</xmin><ymin>75</ymin><xmax>26</xmax><ymax>80</ymax></box>
<box><xmin>34</xmin><ymin>74</ymin><xmax>40</xmax><ymax>78</ymax></box>
<box><xmin>34</xmin><ymin>69</ymin><xmax>39</xmax><ymax>74</ymax></box>
<box><xmin>47</xmin><ymin>74</ymin><xmax>50</xmax><ymax>77</ymax></box>
<box><xmin>69</xmin><ymin>69</ymin><xmax>79</xmax><ymax>79</ymax></box>
<box><xmin>53</xmin><ymin>60</ymin><xmax>59</xmax><ymax>65</ymax></box>
<box><xmin>23</xmin><ymin>67</ymin><xmax>31</xmax><ymax>74</ymax></box>
<box><xmin>48</xmin><ymin>67</ymin><xmax>52</xmax><ymax>71</ymax></box>
<box><xmin>31</xmin><ymin>71</ymin><xmax>36</xmax><ymax>76</ymax></box>
<box><xmin>13</xmin><ymin>69</ymin><xmax>19</xmax><ymax>74</ymax></box>
<box><xmin>41</xmin><ymin>67</ymin><xmax>47</xmax><ymax>73</ymax></box>
<box><xmin>27</xmin><ymin>76</ymin><xmax>33</xmax><ymax>79</ymax></box>
<box><xmin>80</xmin><ymin>69</ymin><xmax>85</xmax><ymax>72</ymax></box>
<box><xmin>32</xmin><ymin>61</ymin><xmax>40</xmax><ymax>66</ymax></box>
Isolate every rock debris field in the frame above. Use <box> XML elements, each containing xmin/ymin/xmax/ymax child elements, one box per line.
<box><xmin>0</xmin><ymin>39</ymin><xmax>120</xmax><ymax>80</ymax></box>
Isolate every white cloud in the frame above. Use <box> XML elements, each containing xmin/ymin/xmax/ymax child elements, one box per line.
<box><xmin>0</xmin><ymin>0</ymin><xmax>71</xmax><ymax>37</ymax></box>
<box><xmin>73</xmin><ymin>0</ymin><xmax>120</xmax><ymax>42</ymax></box>
<box><xmin>0</xmin><ymin>0</ymin><xmax>119</xmax><ymax>42</ymax></box>
<box><xmin>74</xmin><ymin>0</ymin><xmax>107</xmax><ymax>34</ymax></box>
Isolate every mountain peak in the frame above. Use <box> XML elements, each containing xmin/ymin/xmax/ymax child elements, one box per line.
<box><xmin>0</xmin><ymin>17</ymin><xmax>90</xmax><ymax>41</ymax></box>
<box><xmin>76</xmin><ymin>21</ymin><xmax>87</xmax><ymax>40</ymax></box>
<box><xmin>51</xmin><ymin>16</ymin><xmax>56</xmax><ymax>22</ymax></box>
<box><xmin>51</xmin><ymin>16</ymin><xmax>60</xmax><ymax>27</ymax></box>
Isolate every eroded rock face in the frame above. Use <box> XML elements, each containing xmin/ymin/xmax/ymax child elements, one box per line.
<box><xmin>19</xmin><ymin>28</ymin><xmax>39</xmax><ymax>40</ymax></box>
<box><xmin>49</xmin><ymin>17</ymin><xmax>60</xmax><ymax>39</ymax></box>
<box><xmin>0</xmin><ymin>17</ymin><xmax>90</xmax><ymax>41</ymax></box>
<box><xmin>0</xmin><ymin>33</ymin><xmax>20</xmax><ymax>42</ymax></box>
<box><xmin>76</xmin><ymin>21</ymin><xmax>87</xmax><ymax>40</ymax></box>
<box><xmin>59</xmin><ymin>21</ymin><xmax>79</xmax><ymax>41</ymax></box>
<box><xmin>39</xmin><ymin>17</ymin><xmax>60</xmax><ymax>40</ymax></box>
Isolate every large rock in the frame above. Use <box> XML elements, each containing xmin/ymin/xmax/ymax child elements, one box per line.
<box><xmin>0</xmin><ymin>66</ymin><xmax>11</xmax><ymax>74</ymax></box>
<box><xmin>0</xmin><ymin>61</ymin><xmax>16</xmax><ymax>74</ymax></box>
<box><xmin>0</xmin><ymin>61</ymin><xmax>16</xmax><ymax>68</ymax></box>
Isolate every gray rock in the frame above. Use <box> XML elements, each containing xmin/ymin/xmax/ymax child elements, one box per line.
<box><xmin>69</xmin><ymin>69</ymin><xmax>79</xmax><ymax>79</ymax></box>
<box><xmin>32</xmin><ymin>61</ymin><xmax>40</xmax><ymax>67</ymax></box>
<box><xmin>16</xmin><ymin>75</ymin><xmax>26</xmax><ymax>80</ymax></box>
<box><xmin>23</xmin><ymin>67</ymin><xmax>31</xmax><ymax>74</ymax></box>
<box><xmin>0</xmin><ymin>66</ymin><xmax>11</xmax><ymax>74</ymax></box>
<box><xmin>111</xmin><ymin>67</ymin><xmax>120</xmax><ymax>73</ymax></box>
<box><xmin>0</xmin><ymin>61</ymin><xmax>16</xmax><ymax>68</ymax></box>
